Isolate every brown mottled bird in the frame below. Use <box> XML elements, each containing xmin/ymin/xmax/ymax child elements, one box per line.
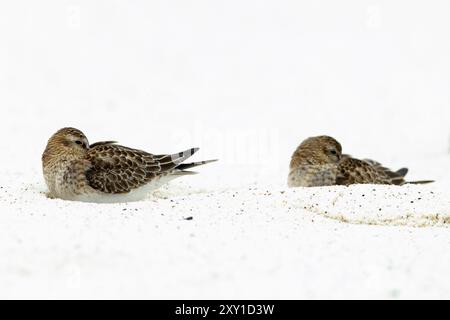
<box><xmin>42</xmin><ymin>127</ymin><xmax>217</xmax><ymax>202</ymax></box>
<box><xmin>288</xmin><ymin>135</ymin><xmax>433</xmax><ymax>187</ymax></box>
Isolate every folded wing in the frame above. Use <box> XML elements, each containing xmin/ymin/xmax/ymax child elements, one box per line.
<box><xmin>85</xmin><ymin>144</ymin><xmax>199</xmax><ymax>194</ymax></box>
<box><xmin>336</xmin><ymin>156</ymin><xmax>406</xmax><ymax>185</ymax></box>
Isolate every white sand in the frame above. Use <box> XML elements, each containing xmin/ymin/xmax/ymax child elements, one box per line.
<box><xmin>292</xmin><ymin>184</ymin><xmax>450</xmax><ymax>227</ymax></box>
<box><xmin>1</xmin><ymin>170</ymin><xmax>450</xmax><ymax>299</ymax></box>
<box><xmin>1</xmin><ymin>1</ymin><xmax>450</xmax><ymax>299</ymax></box>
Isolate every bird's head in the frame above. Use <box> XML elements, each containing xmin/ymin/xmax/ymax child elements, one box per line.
<box><xmin>290</xmin><ymin>135</ymin><xmax>343</xmax><ymax>168</ymax></box>
<box><xmin>42</xmin><ymin>127</ymin><xmax>90</xmax><ymax>165</ymax></box>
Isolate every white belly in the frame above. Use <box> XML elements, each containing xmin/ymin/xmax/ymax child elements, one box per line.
<box><xmin>70</xmin><ymin>175</ymin><xmax>177</xmax><ymax>203</ymax></box>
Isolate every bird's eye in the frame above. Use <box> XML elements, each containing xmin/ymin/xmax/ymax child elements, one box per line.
<box><xmin>75</xmin><ymin>140</ymin><xmax>83</xmax><ymax>145</ymax></box>
<box><xmin>330</xmin><ymin>150</ymin><xmax>337</xmax><ymax>155</ymax></box>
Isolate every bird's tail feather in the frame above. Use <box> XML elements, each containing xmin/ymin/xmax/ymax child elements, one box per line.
<box><xmin>170</xmin><ymin>159</ymin><xmax>217</xmax><ymax>176</ymax></box>
<box><xmin>176</xmin><ymin>159</ymin><xmax>218</xmax><ymax>170</ymax></box>
<box><xmin>406</xmin><ymin>180</ymin><xmax>435</xmax><ymax>185</ymax></box>
<box><xmin>396</xmin><ymin>168</ymin><xmax>408</xmax><ymax>177</ymax></box>
<box><xmin>156</xmin><ymin>148</ymin><xmax>200</xmax><ymax>171</ymax></box>
<box><xmin>171</xmin><ymin>170</ymin><xmax>199</xmax><ymax>176</ymax></box>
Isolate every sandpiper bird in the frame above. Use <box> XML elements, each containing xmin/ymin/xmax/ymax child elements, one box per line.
<box><xmin>288</xmin><ymin>135</ymin><xmax>433</xmax><ymax>187</ymax></box>
<box><xmin>42</xmin><ymin>127</ymin><xmax>217</xmax><ymax>203</ymax></box>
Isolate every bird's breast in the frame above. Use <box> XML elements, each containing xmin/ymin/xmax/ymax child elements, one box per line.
<box><xmin>288</xmin><ymin>164</ymin><xmax>338</xmax><ymax>187</ymax></box>
<box><xmin>43</xmin><ymin>158</ymin><xmax>92</xmax><ymax>199</ymax></box>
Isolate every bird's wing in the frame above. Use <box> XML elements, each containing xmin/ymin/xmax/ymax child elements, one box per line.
<box><xmin>89</xmin><ymin>141</ymin><xmax>118</xmax><ymax>148</ymax></box>
<box><xmin>362</xmin><ymin>158</ymin><xmax>408</xmax><ymax>184</ymax></box>
<box><xmin>85</xmin><ymin>144</ymin><xmax>198</xmax><ymax>194</ymax></box>
<box><xmin>336</xmin><ymin>156</ymin><xmax>404</xmax><ymax>185</ymax></box>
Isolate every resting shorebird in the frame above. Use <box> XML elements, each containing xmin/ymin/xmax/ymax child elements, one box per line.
<box><xmin>288</xmin><ymin>135</ymin><xmax>433</xmax><ymax>187</ymax></box>
<box><xmin>42</xmin><ymin>127</ymin><xmax>217</xmax><ymax>203</ymax></box>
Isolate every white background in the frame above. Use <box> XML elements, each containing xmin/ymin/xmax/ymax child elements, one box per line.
<box><xmin>1</xmin><ymin>1</ymin><xmax>449</xmax><ymax>299</ymax></box>
<box><xmin>1</xmin><ymin>0</ymin><xmax>449</xmax><ymax>182</ymax></box>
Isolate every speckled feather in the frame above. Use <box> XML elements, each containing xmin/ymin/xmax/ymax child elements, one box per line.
<box><xmin>85</xmin><ymin>144</ymin><xmax>198</xmax><ymax>194</ymax></box>
<box><xmin>288</xmin><ymin>135</ymin><xmax>431</xmax><ymax>187</ymax></box>
<box><xmin>42</xmin><ymin>127</ymin><xmax>216</xmax><ymax>202</ymax></box>
<box><xmin>336</xmin><ymin>156</ymin><xmax>406</xmax><ymax>186</ymax></box>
